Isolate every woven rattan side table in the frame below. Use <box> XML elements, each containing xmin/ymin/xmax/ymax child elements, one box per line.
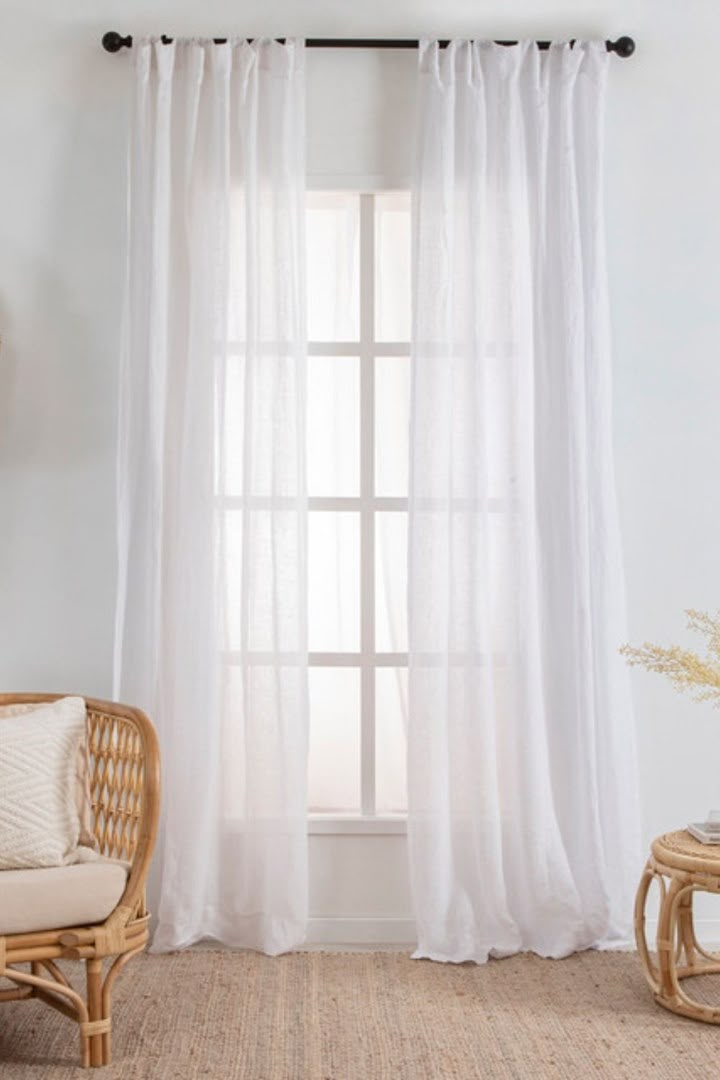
<box><xmin>635</xmin><ymin>830</ymin><xmax>720</xmax><ymax>1023</ymax></box>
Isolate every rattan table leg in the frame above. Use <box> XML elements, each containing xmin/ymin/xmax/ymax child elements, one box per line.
<box><xmin>677</xmin><ymin>887</ymin><xmax>696</xmax><ymax>968</ymax></box>
<box><xmin>656</xmin><ymin>876</ymin><xmax>683</xmax><ymax>1000</ymax></box>
<box><xmin>634</xmin><ymin>862</ymin><xmax>661</xmax><ymax>994</ymax></box>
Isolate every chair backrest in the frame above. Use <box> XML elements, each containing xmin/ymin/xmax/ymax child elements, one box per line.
<box><xmin>0</xmin><ymin>694</ymin><xmax>160</xmax><ymax>869</ymax></box>
<box><xmin>86</xmin><ymin>702</ymin><xmax>150</xmax><ymax>861</ymax></box>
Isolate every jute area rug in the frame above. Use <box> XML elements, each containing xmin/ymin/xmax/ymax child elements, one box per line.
<box><xmin>1</xmin><ymin>950</ymin><xmax>718</xmax><ymax>1079</ymax></box>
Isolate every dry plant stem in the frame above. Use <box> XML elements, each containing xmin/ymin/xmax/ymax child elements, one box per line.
<box><xmin>620</xmin><ymin>609</ymin><xmax>720</xmax><ymax>705</ymax></box>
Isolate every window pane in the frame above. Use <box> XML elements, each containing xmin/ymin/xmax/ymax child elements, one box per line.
<box><xmin>227</xmin><ymin>191</ymin><xmax>247</xmax><ymax>343</ymax></box>
<box><xmin>409</xmin><ymin>509</ymin><xmax>513</xmax><ymax>654</ymax></box>
<box><xmin>376</xmin><ymin>668</ymin><xmax>408</xmax><ymax>814</ymax></box>
<box><xmin>307</xmin><ymin>192</ymin><xmax>359</xmax><ymax>342</ymax></box>
<box><xmin>375</xmin><ymin>355</ymin><xmax>410</xmax><ymax>497</ymax></box>
<box><xmin>217</xmin><ymin>356</ymin><xmax>244</xmax><ymax>497</ymax></box>
<box><xmin>375</xmin><ymin>512</ymin><xmax>407</xmax><ymax>653</ymax></box>
<box><xmin>309</xmin><ymin>668</ymin><xmax>361</xmax><ymax>812</ymax></box>
<box><xmin>222</xmin><ymin>509</ymin><xmax>243</xmax><ymax>652</ymax></box>
<box><xmin>223</xmin><ymin>509</ymin><xmax>305</xmax><ymax>653</ymax></box>
<box><xmin>309</xmin><ymin>512</ymin><xmax>360</xmax><ymax>651</ymax></box>
<box><xmin>222</xmin><ymin>663</ymin><xmax>307</xmax><ymax>820</ymax></box>
<box><xmin>218</xmin><ymin>352</ymin><xmax>306</xmax><ymax>498</ymax></box>
<box><xmin>307</xmin><ymin>356</ymin><xmax>360</xmax><ymax>497</ymax></box>
<box><xmin>485</xmin><ymin>354</ymin><xmax>513</xmax><ymax>502</ymax></box>
<box><xmin>375</xmin><ymin>192</ymin><xmax>411</xmax><ymax>342</ymax></box>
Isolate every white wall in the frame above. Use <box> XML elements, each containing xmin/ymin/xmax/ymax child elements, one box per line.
<box><xmin>2</xmin><ymin>0</ymin><xmax>720</xmax><ymax>945</ymax></box>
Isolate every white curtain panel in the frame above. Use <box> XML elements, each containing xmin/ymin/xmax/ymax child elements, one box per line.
<box><xmin>114</xmin><ymin>38</ymin><xmax>308</xmax><ymax>955</ymax></box>
<box><xmin>408</xmin><ymin>40</ymin><xmax>640</xmax><ymax>963</ymax></box>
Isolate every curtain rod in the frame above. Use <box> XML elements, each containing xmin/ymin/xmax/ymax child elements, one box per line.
<box><xmin>101</xmin><ymin>32</ymin><xmax>636</xmax><ymax>58</ymax></box>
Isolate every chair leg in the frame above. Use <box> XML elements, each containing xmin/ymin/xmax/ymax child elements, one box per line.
<box><xmin>86</xmin><ymin>959</ymin><xmax>106</xmax><ymax>1067</ymax></box>
<box><xmin>100</xmin><ymin>944</ymin><xmax>146</xmax><ymax>1066</ymax></box>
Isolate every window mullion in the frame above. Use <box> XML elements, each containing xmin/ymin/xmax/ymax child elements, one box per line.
<box><xmin>360</xmin><ymin>192</ymin><xmax>376</xmax><ymax>818</ymax></box>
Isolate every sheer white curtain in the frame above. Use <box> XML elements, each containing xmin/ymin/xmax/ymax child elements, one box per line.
<box><xmin>408</xmin><ymin>40</ymin><xmax>640</xmax><ymax>963</ymax></box>
<box><xmin>114</xmin><ymin>38</ymin><xmax>308</xmax><ymax>955</ymax></box>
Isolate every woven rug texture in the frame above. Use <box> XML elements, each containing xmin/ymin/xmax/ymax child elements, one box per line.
<box><xmin>1</xmin><ymin>950</ymin><xmax>717</xmax><ymax>1079</ymax></box>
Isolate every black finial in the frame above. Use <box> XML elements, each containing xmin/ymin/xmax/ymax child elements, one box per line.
<box><xmin>609</xmin><ymin>36</ymin><xmax>635</xmax><ymax>58</ymax></box>
<box><xmin>102</xmin><ymin>31</ymin><xmax>133</xmax><ymax>53</ymax></box>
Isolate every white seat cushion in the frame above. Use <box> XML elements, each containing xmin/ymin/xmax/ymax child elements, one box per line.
<box><xmin>0</xmin><ymin>859</ymin><xmax>129</xmax><ymax>935</ymax></box>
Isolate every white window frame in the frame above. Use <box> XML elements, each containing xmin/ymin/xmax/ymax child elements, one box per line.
<box><xmin>307</xmin><ymin>190</ymin><xmax>408</xmax><ymax>835</ymax></box>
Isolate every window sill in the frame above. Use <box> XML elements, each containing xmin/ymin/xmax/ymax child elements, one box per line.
<box><xmin>308</xmin><ymin>815</ymin><xmax>407</xmax><ymax>835</ymax></box>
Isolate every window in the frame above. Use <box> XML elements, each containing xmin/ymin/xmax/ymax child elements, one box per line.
<box><xmin>306</xmin><ymin>191</ymin><xmax>411</xmax><ymax>820</ymax></box>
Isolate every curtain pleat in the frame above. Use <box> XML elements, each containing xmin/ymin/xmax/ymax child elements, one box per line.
<box><xmin>115</xmin><ymin>38</ymin><xmax>308</xmax><ymax>955</ymax></box>
<box><xmin>408</xmin><ymin>40</ymin><xmax>640</xmax><ymax>963</ymax></box>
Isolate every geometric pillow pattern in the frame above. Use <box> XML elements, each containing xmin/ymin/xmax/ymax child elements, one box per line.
<box><xmin>0</xmin><ymin>696</ymin><xmax>97</xmax><ymax>851</ymax></box>
<box><xmin>0</xmin><ymin>703</ymin><xmax>85</xmax><ymax>868</ymax></box>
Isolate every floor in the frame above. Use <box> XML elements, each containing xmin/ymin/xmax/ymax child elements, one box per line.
<box><xmin>1</xmin><ymin>950</ymin><xmax>718</xmax><ymax>1079</ymax></box>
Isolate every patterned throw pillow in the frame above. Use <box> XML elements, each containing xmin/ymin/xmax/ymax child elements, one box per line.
<box><xmin>0</xmin><ymin>697</ymin><xmax>97</xmax><ymax>851</ymax></box>
<box><xmin>0</xmin><ymin>698</ymin><xmax>86</xmax><ymax>868</ymax></box>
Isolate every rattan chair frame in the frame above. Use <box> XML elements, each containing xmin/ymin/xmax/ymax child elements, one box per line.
<box><xmin>0</xmin><ymin>694</ymin><xmax>160</xmax><ymax>1067</ymax></box>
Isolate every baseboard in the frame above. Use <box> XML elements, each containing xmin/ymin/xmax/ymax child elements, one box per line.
<box><xmin>184</xmin><ymin>916</ymin><xmax>720</xmax><ymax>954</ymax></box>
<box><xmin>306</xmin><ymin>916</ymin><xmax>720</xmax><ymax>953</ymax></box>
<box><xmin>304</xmin><ymin>916</ymin><xmax>416</xmax><ymax>949</ymax></box>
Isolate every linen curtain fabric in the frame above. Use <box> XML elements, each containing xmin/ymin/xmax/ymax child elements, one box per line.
<box><xmin>114</xmin><ymin>39</ymin><xmax>308</xmax><ymax>955</ymax></box>
<box><xmin>408</xmin><ymin>41</ymin><xmax>640</xmax><ymax>963</ymax></box>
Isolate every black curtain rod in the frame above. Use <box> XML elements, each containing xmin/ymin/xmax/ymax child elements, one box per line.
<box><xmin>102</xmin><ymin>32</ymin><xmax>636</xmax><ymax>58</ymax></box>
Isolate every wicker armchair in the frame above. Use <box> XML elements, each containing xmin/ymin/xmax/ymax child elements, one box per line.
<box><xmin>0</xmin><ymin>694</ymin><xmax>160</xmax><ymax>1067</ymax></box>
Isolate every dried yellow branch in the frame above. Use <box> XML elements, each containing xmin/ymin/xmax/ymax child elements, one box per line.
<box><xmin>620</xmin><ymin>610</ymin><xmax>720</xmax><ymax>706</ymax></box>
